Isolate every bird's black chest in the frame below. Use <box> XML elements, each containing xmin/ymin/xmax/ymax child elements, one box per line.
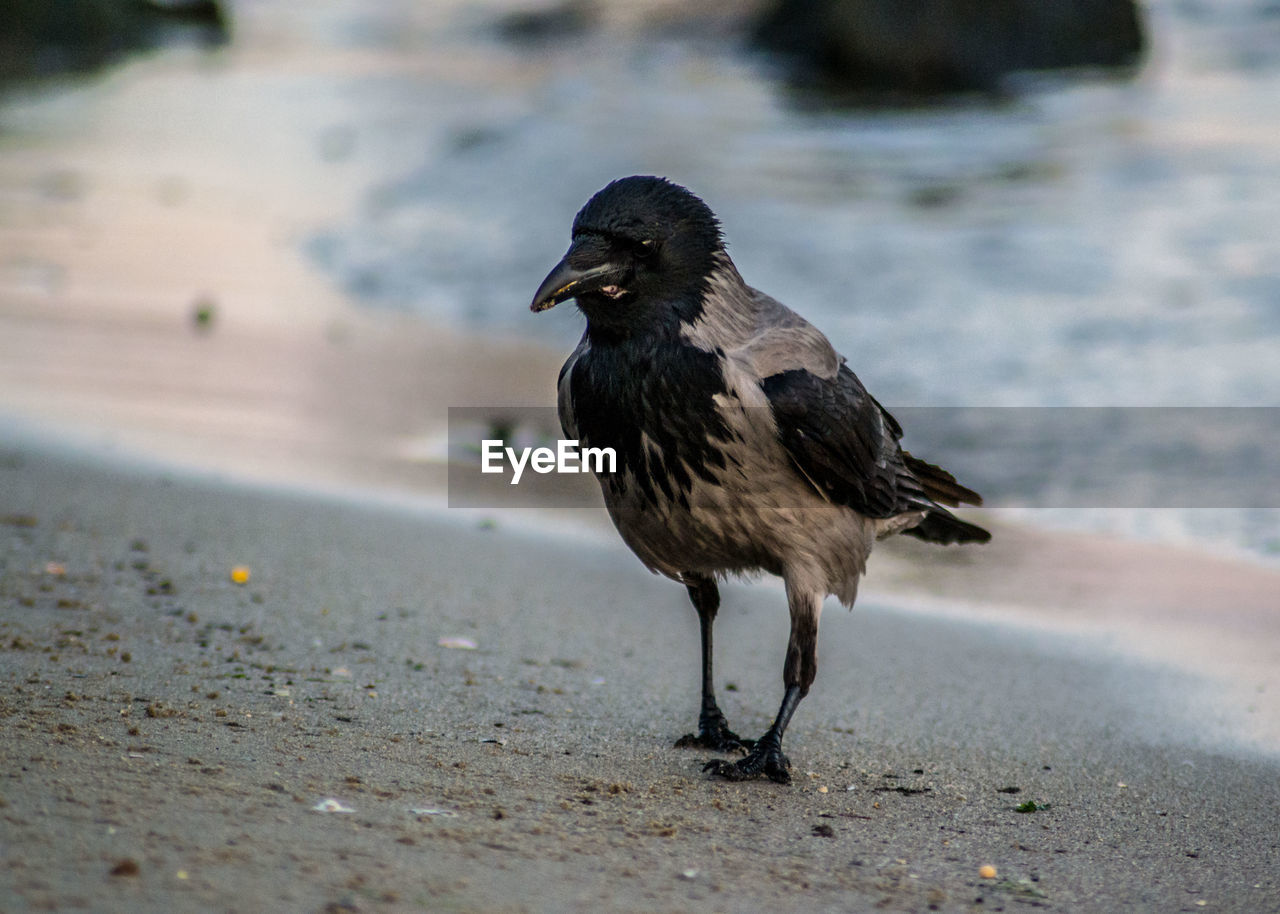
<box><xmin>567</xmin><ymin>336</ymin><xmax>739</xmax><ymax>509</ymax></box>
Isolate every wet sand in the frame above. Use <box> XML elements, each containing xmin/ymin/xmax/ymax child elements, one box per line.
<box><xmin>2</xmin><ymin>4</ymin><xmax>1279</xmax><ymax>910</ymax></box>
<box><xmin>3</xmin><ymin>436</ymin><xmax>1279</xmax><ymax>913</ymax></box>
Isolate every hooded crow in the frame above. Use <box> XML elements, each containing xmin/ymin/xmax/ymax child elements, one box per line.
<box><xmin>531</xmin><ymin>176</ymin><xmax>990</xmax><ymax>784</ymax></box>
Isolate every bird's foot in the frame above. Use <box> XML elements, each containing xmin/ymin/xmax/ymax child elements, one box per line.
<box><xmin>702</xmin><ymin>736</ymin><xmax>791</xmax><ymax>784</ymax></box>
<box><xmin>675</xmin><ymin>711</ymin><xmax>752</xmax><ymax>754</ymax></box>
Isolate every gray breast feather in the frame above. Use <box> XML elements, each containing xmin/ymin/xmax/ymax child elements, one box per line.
<box><xmin>602</xmin><ymin>387</ymin><xmax>875</xmax><ymax>603</ymax></box>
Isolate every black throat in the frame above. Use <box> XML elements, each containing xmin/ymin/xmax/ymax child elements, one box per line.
<box><xmin>578</xmin><ymin>280</ymin><xmax>711</xmax><ymax>347</ymax></box>
<box><xmin>569</xmin><ymin>327</ymin><xmax>740</xmax><ymax>509</ymax></box>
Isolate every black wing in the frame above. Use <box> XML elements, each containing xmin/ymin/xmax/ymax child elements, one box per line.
<box><xmin>761</xmin><ymin>365</ymin><xmax>917</xmax><ymax>518</ymax></box>
<box><xmin>761</xmin><ymin>365</ymin><xmax>990</xmax><ymax>543</ymax></box>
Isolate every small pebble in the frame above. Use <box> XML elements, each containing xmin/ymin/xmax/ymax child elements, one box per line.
<box><xmin>312</xmin><ymin>798</ymin><xmax>355</xmax><ymax>813</ymax></box>
<box><xmin>979</xmin><ymin>864</ymin><xmax>997</xmax><ymax>879</ymax></box>
<box><xmin>410</xmin><ymin>808</ymin><xmax>458</xmax><ymax>818</ymax></box>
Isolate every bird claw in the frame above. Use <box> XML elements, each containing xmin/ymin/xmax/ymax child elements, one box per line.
<box><xmin>675</xmin><ymin>728</ymin><xmax>753</xmax><ymax>754</ymax></box>
<box><xmin>675</xmin><ymin>710</ymin><xmax>753</xmax><ymax>754</ymax></box>
<box><xmin>702</xmin><ymin>743</ymin><xmax>791</xmax><ymax>784</ymax></box>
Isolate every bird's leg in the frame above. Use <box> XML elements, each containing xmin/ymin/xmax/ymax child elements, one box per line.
<box><xmin>705</xmin><ymin>582</ymin><xmax>820</xmax><ymax>784</ymax></box>
<box><xmin>704</xmin><ymin>686</ymin><xmax>802</xmax><ymax>784</ymax></box>
<box><xmin>675</xmin><ymin>575</ymin><xmax>750</xmax><ymax>753</ymax></box>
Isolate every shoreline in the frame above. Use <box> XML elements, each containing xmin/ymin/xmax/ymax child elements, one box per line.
<box><xmin>7</xmin><ymin>403</ymin><xmax>1280</xmax><ymax>762</ymax></box>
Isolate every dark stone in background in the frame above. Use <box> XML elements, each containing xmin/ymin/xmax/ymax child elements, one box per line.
<box><xmin>494</xmin><ymin>0</ymin><xmax>598</xmax><ymax>45</ymax></box>
<box><xmin>752</xmin><ymin>0</ymin><xmax>1145</xmax><ymax>95</ymax></box>
<box><xmin>0</xmin><ymin>0</ymin><xmax>229</xmax><ymax>86</ymax></box>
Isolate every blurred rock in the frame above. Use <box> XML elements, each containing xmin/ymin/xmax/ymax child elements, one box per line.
<box><xmin>142</xmin><ymin>0</ymin><xmax>224</xmax><ymax>24</ymax></box>
<box><xmin>752</xmin><ymin>0</ymin><xmax>1145</xmax><ymax>95</ymax></box>
<box><xmin>494</xmin><ymin>0</ymin><xmax>598</xmax><ymax>45</ymax></box>
<box><xmin>0</xmin><ymin>0</ymin><xmax>229</xmax><ymax>86</ymax></box>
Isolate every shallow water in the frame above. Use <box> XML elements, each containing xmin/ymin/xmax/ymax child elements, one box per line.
<box><xmin>310</xmin><ymin>1</ymin><xmax>1280</xmax><ymax>409</ymax></box>
<box><xmin>303</xmin><ymin>0</ymin><xmax>1280</xmax><ymax>560</ymax></box>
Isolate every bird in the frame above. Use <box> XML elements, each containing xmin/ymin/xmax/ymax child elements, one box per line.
<box><xmin>530</xmin><ymin>176</ymin><xmax>990</xmax><ymax>784</ymax></box>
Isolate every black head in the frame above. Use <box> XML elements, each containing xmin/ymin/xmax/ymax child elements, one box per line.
<box><xmin>530</xmin><ymin>176</ymin><xmax>723</xmax><ymax>337</ymax></box>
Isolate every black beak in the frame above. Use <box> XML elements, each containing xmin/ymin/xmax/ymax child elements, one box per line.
<box><xmin>530</xmin><ymin>238</ymin><xmax>626</xmax><ymax>313</ymax></box>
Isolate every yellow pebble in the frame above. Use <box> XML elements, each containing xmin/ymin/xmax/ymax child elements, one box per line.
<box><xmin>979</xmin><ymin>864</ymin><xmax>997</xmax><ymax>879</ymax></box>
<box><xmin>230</xmin><ymin>565</ymin><xmax>251</xmax><ymax>584</ymax></box>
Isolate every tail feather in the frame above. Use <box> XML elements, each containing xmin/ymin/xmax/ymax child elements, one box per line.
<box><xmin>904</xmin><ymin>509</ymin><xmax>992</xmax><ymax>545</ymax></box>
<box><xmin>902</xmin><ymin>451</ymin><xmax>983</xmax><ymax>507</ymax></box>
<box><xmin>898</xmin><ymin>451</ymin><xmax>990</xmax><ymax>544</ymax></box>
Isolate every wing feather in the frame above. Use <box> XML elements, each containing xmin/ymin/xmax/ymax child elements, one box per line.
<box><xmin>760</xmin><ymin>365</ymin><xmax>914</xmax><ymax>518</ymax></box>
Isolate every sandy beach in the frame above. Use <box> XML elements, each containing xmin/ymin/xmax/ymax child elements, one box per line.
<box><xmin>2</xmin><ymin>431</ymin><xmax>1279</xmax><ymax>913</ymax></box>
<box><xmin>3</xmin><ymin>2</ymin><xmax>1280</xmax><ymax>911</ymax></box>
